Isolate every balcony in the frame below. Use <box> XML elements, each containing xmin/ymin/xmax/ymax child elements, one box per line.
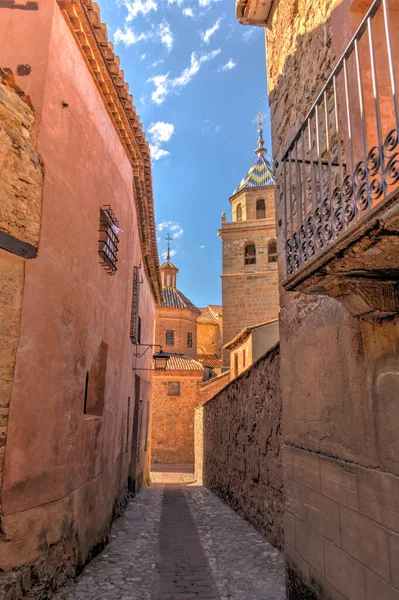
<box><xmin>282</xmin><ymin>0</ymin><xmax>399</xmax><ymax>317</ymax></box>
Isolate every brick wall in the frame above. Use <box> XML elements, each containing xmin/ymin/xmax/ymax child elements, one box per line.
<box><xmin>155</xmin><ymin>307</ymin><xmax>198</xmax><ymax>359</ymax></box>
<box><xmin>195</xmin><ymin>344</ymin><xmax>283</xmax><ymax>549</ymax></box>
<box><xmin>197</xmin><ymin>321</ymin><xmax>221</xmax><ymax>356</ymax></box>
<box><xmin>0</xmin><ymin>73</ymin><xmax>44</xmax><ymax>528</ymax></box>
<box><xmin>266</xmin><ymin>0</ymin><xmax>399</xmax><ymax>598</ymax></box>
<box><xmin>152</xmin><ymin>371</ymin><xmax>203</xmax><ymax>464</ymax></box>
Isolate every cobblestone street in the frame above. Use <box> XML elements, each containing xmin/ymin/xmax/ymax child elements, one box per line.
<box><xmin>55</xmin><ymin>468</ymin><xmax>285</xmax><ymax>600</ymax></box>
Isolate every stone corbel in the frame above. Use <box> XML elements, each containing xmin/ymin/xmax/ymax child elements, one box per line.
<box><xmin>324</xmin><ymin>276</ymin><xmax>399</xmax><ymax>318</ymax></box>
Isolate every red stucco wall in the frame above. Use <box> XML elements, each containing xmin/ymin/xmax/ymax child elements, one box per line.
<box><xmin>0</xmin><ymin>2</ymin><xmax>157</xmax><ymax>595</ymax></box>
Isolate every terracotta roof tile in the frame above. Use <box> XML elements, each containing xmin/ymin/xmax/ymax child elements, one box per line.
<box><xmin>197</xmin><ymin>354</ymin><xmax>223</xmax><ymax>375</ymax></box>
<box><xmin>161</xmin><ymin>287</ymin><xmax>199</xmax><ymax>312</ymax></box>
<box><xmin>197</xmin><ymin>307</ymin><xmax>219</xmax><ymax>324</ymax></box>
<box><xmin>164</xmin><ymin>353</ymin><xmax>204</xmax><ymax>371</ymax></box>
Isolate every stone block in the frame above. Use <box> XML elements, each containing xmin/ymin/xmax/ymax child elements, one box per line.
<box><xmin>292</xmin><ymin>448</ymin><xmax>320</xmax><ymax>491</ymax></box>
<box><xmin>389</xmin><ymin>532</ymin><xmax>399</xmax><ymax>589</ymax></box>
<box><xmin>294</xmin><ymin>517</ymin><xmax>324</xmax><ymax>575</ymax></box>
<box><xmin>358</xmin><ymin>466</ymin><xmax>399</xmax><ymax>533</ymax></box>
<box><xmin>324</xmin><ymin>540</ymin><xmax>366</xmax><ymax>600</ymax></box>
<box><xmin>284</xmin><ymin>511</ymin><xmax>295</xmax><ymax>549</ymax></box>
<box><xmin>282</xmin><ymin>445</ymin><xmax>294</xmax><ymax>479</ymax></box>
<box><xmin>320</xmin><ymin>456</ymin><xmax>359</xmax><ymax>511</ymax></box>
<box><xmin>365</xmin><ymin>569</ymin><xmax>399</xmax><ymax>600</ymax></box>
<box><xmin>306</xmin><ymin>488</ymin><xmax>341</xmax><ymax>546</ymax></box>
<box><xmin>285</xmin><ymin>477</ymin><xmax>308</xmax><ymax>521</ymax></box>
<box><xmin>340</xmin><ymin>506</ymin><xmax>390</xmax><ymax>580</ymax></box>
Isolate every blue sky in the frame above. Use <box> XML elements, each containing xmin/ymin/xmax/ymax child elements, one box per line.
<box><xmin>97</xmin><ymin>0</ymin><xmax>271</xmax><ymax>307</ymax></box>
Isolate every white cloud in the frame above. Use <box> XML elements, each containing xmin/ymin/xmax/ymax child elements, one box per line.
<box><xmin>162</xmin><ymin>249</ymin><xmax>177</xmax><ymax>259</ymax></box>
<box><xmin>152</xmin><ymin>59</ymin><xmax>164</xmax><ymax>67</ymax></box>
<box><xmin>183</xmin><ymin>7</ymin><xmax>194</xmax><ymax>16</ymax></box>
<box><xmin>215</xmin><ymin>124</ymin><xmax>220</xmax><ymax>133</ymax></box>
<box><xmin>114</xmin><ymin>21</ymin><xmax>173</xmax><ymax>51</ymax></box>
<box><xmin>158</xmin><ymin>222</ymin><xmax>184</xmax><ymax>251</ymax></box>
<box><xmin>148</xmin><ymin>49</ymin><xmax>220</xmax><ymax>104</ymax></box>
<box><xmin>199</xmin><ymin>0</ymin><xmax>218</xmax><ymax>6</ymax></box>
<box><xmin>158</xmin><ymin>21</ymin><xmax>173</xmax><ymax>51</ymax></box>
<box><xmin>202</xmin><ymin>18</ymin><xmax>222</xmax><ymax>44</ymax></box>
<box><xmin>243</xmin><ymin>28</ymin><xmax>254</xmax><ymax>42</ymax></box>
<box><xmin>114</xmin><ymin>27</ymin><xmax>151</xmax><ymax>46</ymax></box>
<box><xmin>124</xmin><ymin>0</ymin><xmax>157</xmax><ymax>21</ymax></box>
<box><xmin>141</xmin><ymin>53</ymin><xmax>146</xmax><ymax>60</ymax></box>
<box><xmin>218</xmin><ymin>58</ymin><xmax>236</xmax><ymax>71</ymax></box>
<box><xmin>200</xmin><ymin>245</ymin><xmax>205</xmax><ymax>249</ymax></box>
<box><xmin>148</xmin><ymin>121</ymin><xmax>175</xmax><ymax>161</ymax></box>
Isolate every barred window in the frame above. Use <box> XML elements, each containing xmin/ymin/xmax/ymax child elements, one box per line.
<box><xmin>236</xmin><ymin>203</ymin><xmax>242</xmax><ymax>221</ymax></box>
<box><xmin>166</xmin><ymin>331</ymin><xmax>174</xmax><ymax>346</ymax></box>
<box><xmin>187</xmin><ymin>332</ymin><xmax>193</xmax><ymax>348</ymax></box>
<box><xmin>98</xmin><ymin>206</ymin><xmax>119</xmax><ymax>275</ymax></box>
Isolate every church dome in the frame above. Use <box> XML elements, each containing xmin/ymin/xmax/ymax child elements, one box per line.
<box><xmin>233</xmin><ymin>154</ymin><xmax>276</xmax><ymax>195</ymax></box>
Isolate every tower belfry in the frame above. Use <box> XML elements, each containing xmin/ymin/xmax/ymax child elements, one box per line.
<box><xmin>218</xmin><ymin>111</ymin><xmax>280</xmax><ymax>367</ymax></box>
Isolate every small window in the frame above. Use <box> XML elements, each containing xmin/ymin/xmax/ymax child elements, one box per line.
<box><xmin>245</xmin><ymin>243</ymin><xmax>256</xmax><ymax>265</ymax></box>
<box><xmin>268</xmin><ymin>240</ymin><xmax>278</xmax><ymax>263</ymax></box>
<box><xmin>137</xmin><ymin>316</ymin><xmax>142</xmax><ymax>344</ymax></box>
<box><xmin>168</xmin><ymin>381</ymin><xmax>180</xmax><ymax>396</ymax></box>
<box><xmin>256</xmin><ymin>199</ymin><xmax>266</xmax><ymax>219</ymax></box>
<box><xmin>236</xmin><ymin>203</ymin><xmax>242</xmax><ymax>221</ymax></box>
<box><xmin>187</xmin><ymin>332</ymin><xmax>193</xmax><ymax>348</ymax></box>
<box><xmin>243</xmin><ymin>348</ymin><xmax>246</xmax><ymax>368</ymax></box>
<box><xmin>98</xmin><ymin>206</ymin><xmax>119</xmax><ymax>275</ymax></box>
<box><xmin>234</xmin><ymin>354</ymin><xmax>238</xmax><ymax>378</ymax></box>
<box><xmin>166</xmin><ymin>330</ymin><xmax>174</xmax><ymax>346</ymax></box>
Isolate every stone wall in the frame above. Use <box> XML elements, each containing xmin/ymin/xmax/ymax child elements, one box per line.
<box><xmin>196</xmin><ymin>344</ymin><xmax>283</xmax><ymax>549</ymax></box>
<box><xmin>0</xmin><ymin>72</ymin><xmax>44</xmax><ymax>531</ymax></box>
<box><xmin>198</xmin><ymin>370</ymin><xmax>230</xmax><ymax>404</ymax></box>
<box><xmin>266</xmin><ymin>0</ymin><xmax>399</xmax><ymax>598</ymax></box>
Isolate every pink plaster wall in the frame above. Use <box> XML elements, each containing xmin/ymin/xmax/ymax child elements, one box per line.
<box><xmin>0</xmin><ymin>0</ymin><xmax>156</xmax><ymax>581</ymax></box>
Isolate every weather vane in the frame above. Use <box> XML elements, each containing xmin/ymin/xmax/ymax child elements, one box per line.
<box><xmin>165</xmin><ymin>233</ymin><xmax>173</xmax><ymax>261</ymax></box>
<box><xmin>253</xmin><ymin>101</ymin><xmax>267</xmax><ymax>157</ymax></box>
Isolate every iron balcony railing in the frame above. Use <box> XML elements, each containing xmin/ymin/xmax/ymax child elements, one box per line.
<box><xmin>282</xmin><ymin>0</ymin><xmax>399</xmax><ymax>278</ymax></box>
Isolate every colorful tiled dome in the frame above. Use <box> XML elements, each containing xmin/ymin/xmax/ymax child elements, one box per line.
<box><xmin>233</xmin><ymin>154</ymin><xmax>276</xmax><ymax>195</ymax></box>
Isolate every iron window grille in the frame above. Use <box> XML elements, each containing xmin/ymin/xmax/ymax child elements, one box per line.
<box><xmin>98</xmin><ymin>206</ymin><xmax>119</xmax><ymax>275</ymax></box>
<box><xmin>187</xmin><ymin>332</ymin><xmax>193</xmax><ymax>348</ymax></box>
<box><xmin>166</xmin><ymin>331</ymin><xmax>174</xmax><ymax>346</ymax></box>
<box><xmin>281</xmin><ymin>0</ymin><xmax>399</xmax><ymax>279</ymax></box>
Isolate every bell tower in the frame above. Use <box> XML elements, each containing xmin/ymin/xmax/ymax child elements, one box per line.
<box><xmin>218</xmin><ymin>112</ymin><xmax>280</xmax><ymax>367</ymax></box>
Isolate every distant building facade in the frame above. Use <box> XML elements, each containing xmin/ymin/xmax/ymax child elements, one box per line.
<box><xmin>219</xmin><ymin>122</ymin><xmax>279</xmax><ymax>366</ymax></box>
<box><xmin>0</xmin><ymin>2</ymin><xmax>161</xmax><ymax>597</ymax></box>
<box><xmin>152</xmin><ymin>259</ymin><xmax>204</xmax><ymax>464</ymax></box>
<box><xmin>224</xmin><ymin>318</ymin><xmax>279</xmax><ymax>379</ymax></box>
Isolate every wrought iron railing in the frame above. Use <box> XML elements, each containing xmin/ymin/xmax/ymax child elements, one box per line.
<box><xmin>282</xmin><ymin>0</ymin><xmax>399</xmax><ymax>277</ymax></box>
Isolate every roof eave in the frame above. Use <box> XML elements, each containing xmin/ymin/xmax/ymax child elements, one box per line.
<box><xmin>235</xmin><ymin>0</ymin><xmax>275</xmax><ymax>27</ymax></box>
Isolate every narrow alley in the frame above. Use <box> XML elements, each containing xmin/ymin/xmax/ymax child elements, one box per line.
<box><xmin>55</xmin><ymin>467</ymin><xmax>286</xmax><ymax>600</ymax></box>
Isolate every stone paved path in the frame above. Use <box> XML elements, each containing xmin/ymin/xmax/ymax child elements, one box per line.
<box><xmin>55</xmin><ymin>470</ymin><xmax>286</xmax><ymax>600</ymax></box>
